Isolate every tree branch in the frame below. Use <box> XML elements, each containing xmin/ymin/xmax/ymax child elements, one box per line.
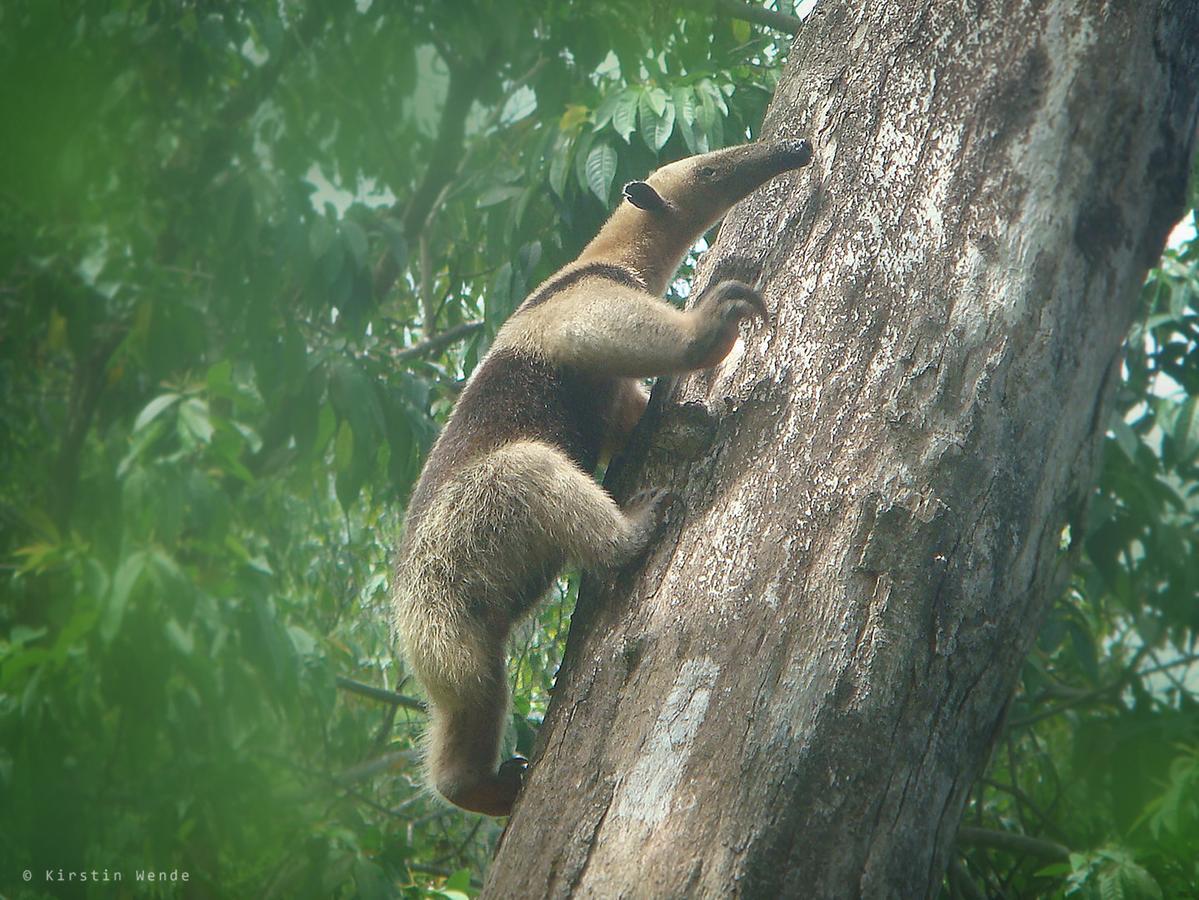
<box><xmin>335</xmin><ymin>675</ymin><xmax>426</xmax><ymax>712</ymax></box>
<box><xmin>392</xmin><ymin>320</ymin><xmax>484</xmax><ymax>364</ymax></box>
<box><xmin>419</xmin><ymin>232</ymin><xmax>436</xmax><ymax>333</ymax></box>
<box><xmin>680</xmin><ymin>0</ymin><xmax>802</xmax><ymax>35</ymax></box>
<box><xmin>168</xmin><ymin>4</ymin><xmax>335</xmax><ymax>193</ymax></box>
<box><xmin>1142</xmin><ymin>651</ymin><xmax>1199</xmax><ymax>679</ymax></box>
<box><xmin>51</xmin><ymin>289</ymin><xmax>127</xmax><ymax>529</ymax></box>
<box><xmin>956</xmin><ymin>827</ymin><xmax>1070</xmax><ymax>861</ymax></box>
<box><xmin>402</xmin><ymin>66</ymin><xmax>479</xmax><ymax>239</ymax></box>
<box><xmin>372</xmin><ymin>58</ymin><xmax>483</xmax><ymax>302</ymax></box>
<box><xmin>1009</xmin><ymin>644</ymin><xmax>1155</xmax><ymax>729</ymax></box>
<box><xmin>948</xmin><ymin>859</ymin><xmax>988</xmax><ymax>900</ymax></box>
<box><xmin>373</xmin><ymin>53</ymin><xmax>545</xmax><ymax>311</ymax></box>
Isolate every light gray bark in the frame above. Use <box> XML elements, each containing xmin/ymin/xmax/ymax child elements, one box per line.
<box><xmin>485</xmin><ymin>2</ymin><xmax>1199</xmax><ymax>897</ymax></box>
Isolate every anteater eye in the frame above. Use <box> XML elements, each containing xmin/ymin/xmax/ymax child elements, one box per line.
<box><xmin>699</xmin><ymin>166</ymin><xmax>717</xmax><ymax>178</ymax></box>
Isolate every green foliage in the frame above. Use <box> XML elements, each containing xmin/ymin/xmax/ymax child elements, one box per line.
<box><xmin>953</xmin><ymin>219</ymin><xmax>1199</xmax><ymax>899</ymax></box>
<box><xmin>0</xmin><ymin>0</ymin><xmax>787</xmax><ymax>895</ymax></box>
<box><xmin>1062</xmin><ymin>848</ymin><xmax>1163</xmax><ymax>900</ymax></box>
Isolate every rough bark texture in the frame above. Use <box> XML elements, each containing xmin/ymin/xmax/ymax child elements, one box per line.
<box><xmin>485</xmin><ymin>2</ymin><xmax>1199</xmax><ymax>897</ymax></box>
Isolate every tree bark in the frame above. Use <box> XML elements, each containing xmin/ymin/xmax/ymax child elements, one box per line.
<box><xmin>485</xmin><ymin>3</ymin><xmax>1199</xmax><ymax>898</ymax></box>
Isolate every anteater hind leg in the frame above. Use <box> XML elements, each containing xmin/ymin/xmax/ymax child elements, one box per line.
<box><xmin>425</xmin><ymin>647</ymin><xmax>525</xmax><ymax>817</ymax></box>
<box><xmin>487</xmin><ymin>440</ymin><xmax>673</xmax><ymax>573</ymax></box>
<box><xmin>414</xmin><ymin>441</ymin><xmax>672</xmax><ymax>816</ymax></box>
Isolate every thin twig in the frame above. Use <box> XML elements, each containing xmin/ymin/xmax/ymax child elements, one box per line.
<box><xmin>335</xmin><ymin>750</ymin><xmax>417</xmax><ymax>785</ymax></box>
<box><xmin>336</xmin><ymin>675</ymin><xmax>426</xmax><ymax>712</ymax></box>
<box><xmin>980</xmin><ymin>778</ymin><xmax>1070</xmax><ymax>845</ymax></box>
<box><xmin>956</xmin><ymin>827</ymin><xmax>1070</xmax><ymax>861</ymax></box>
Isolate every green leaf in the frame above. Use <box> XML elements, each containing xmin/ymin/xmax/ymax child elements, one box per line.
<box><xmin>206</xmin><ymin>359</ymin><xmax>234</xmax><ymax>399</ymax></box>
<box><xmin>102</xmin><ymin>551</ymin><xmax>147</xmax><ymax>643</ymax></box>
<box><xmin>287</xmin><ymin>624</ymin><xmax>318</xmax><ymax>657</ymax></box>
<box><xmin>1171</xmin><ymin>396</ymin><xmax>1199</xmax><ymax>462</ymax></box>
<box><xmin>381</xmin><ymin>217</ymin><xmax>407</xmax><ymax>269</ymax></box>
<box><xmin>341</xmin><ymin>219</ymin><xmax>368</xmax><ymax>266</ymax></box>
<box><xmin>1110</xmin><ymin>417</ymin><xmax>1139</xmax><ymax>461</ymax></box>
<box><xmin>118</xmin><ymin>418</ymin><xmax>165</xmax><ymax>478</ymax></box>
<box><xmin>19</xmin><ymin>507</ymin><xmax>60</xmax><ymax>544</ymax></box>
<box><xmin>133</xmin><ymin>392</ymin><xmax>181</xmax><ymax>433</ymax></box>
<box><xmin>644</xmin><ymin>85</ymin><xmax>668</xmax><ymax>117</ymax></box>
<box><xmin>309</xmin><ymin>218</ymin><xmax>336</xmax><ymax>259</ymax></box>
<box><xmin>584</xmin><ymin>142</ymin><xmax>618</xmax><ymax>203</ymax></box>
<box><xmin>232</xmin><ymin>421</ymin><xmax>263</xmax><ymax>455</ymax></box>
<box><xmin>334</xmin><ymin>418</ymin><xmax>354</xmax><ymax>474</ymax></box>
<box><xmin>1035</xmin><ymin>863</ymin><xmax>1073</xmax><ymax>878</ymax></box>
<box><xmin>672</xmin><ymin>85</ymin><xmax>696</xmax><ymax>128</ymax></box>
<box><xmin>573</xmin><ymin>127</ymin><xmax>597</xmax><ymax>195</ymax></box>
<box><xmin>487</xmin><ymin>262</ymin><xmax>514</xmax><ymax>334</ymax></box>
<box><xmin>591</xmin><ymin>90</ymin><xmax>622</xmax><ymax>131</ymax></box>
<box><xmin>251</xmin><ymin>596</ymin><xmax>295</xmax><ymax>687</ymax></box>
<box><xmin>353</xmin><ymin>859</ymin><xmax>391</xmax><ymax>900</ymax></box>
<box><xmin>9</xmin><ymin>625</ymin><xmax>47</xmax><ymax>647</ymax></box>
<box><xmin>476</xmin><ymin>184</ymin><xmax>524</xmax><ymax>207</ymax></box>
<box><xmin>164</xmin><ymin>619</ymin><xmax>195</xmax><ymax>656</ymax></box>
<box><xmin>1068</xmin><ymin>618</ymin><xmax>1099</xmax><ymax>683</ymax></box>
<box><xmin>444</xmin><ymin>869</ymin><xmax>472</xmax><ymax>891</ymax></box>
<box><xmin>696</xmin><ymin>84</ymin><xmax>725</xmax><ymax>151</ymax></box>
<box><xmin>640</xmin><ymin>95</ymin><xmax>676</xmax><ymax>152</ymax></box>
<box><xmin>549</xmin><ymin>131</ymin><xmax>573</xmax><ymax>197</ymax></box>
<box><xmin>573</xmin><ymin>128</ymin><xmax>597</xmax><ymax>196</ymax></box>
<box><xmin>696</xmin><ymin>78</ymin><xmax>729</xmax><ymax>116</ymax></box>
<box><xmin>1099</xmin><ymin>869</ymin><xmax>1125</xmax><ymax>900</ymax></box>
<box><xmin>612</xmin><ymin>88</ymin><xmax>640</xmax><ymax>141</ymax></box>
<box><xmin>329</xmin><ymin>361</ymin><xmax>384</xmax><ymax>443</ymax></box>
<box><xmin>1121</xmin><ymin>866</ymin><xmax>1163</xmax><ymax>900</ymax></box>
<box><xmin>518</xmin><ymin>240</ymin><xmax>542</xmax><ymax>279</ymax></box>
<box><xmin>179</xmin><ymin>397</ymin><xmax>214</xmax><ymax>444</ymax></box>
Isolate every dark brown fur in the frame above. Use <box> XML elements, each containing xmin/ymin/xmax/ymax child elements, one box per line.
<box><xmin>403</xmin><ymin>349</ymin><xmax>619</xmax><ymax>529</ymax></box>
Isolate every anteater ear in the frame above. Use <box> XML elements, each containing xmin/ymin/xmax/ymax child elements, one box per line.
<box><xmin>622</xmin><ymin>181</ymin><xmax>666</xmax><ymax>211</ymax></box>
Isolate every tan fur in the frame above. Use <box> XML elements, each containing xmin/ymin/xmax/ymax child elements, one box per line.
<box><xmin>393</xmin><ymin>139</ymin><xmax>812</xmax><ymax>816</ymax></box>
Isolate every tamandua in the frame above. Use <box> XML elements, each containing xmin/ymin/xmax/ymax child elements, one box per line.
<box><xmin>393</xmin><ymin>138</ymin><xmax>813</xmax><ymax>815</ymax></box>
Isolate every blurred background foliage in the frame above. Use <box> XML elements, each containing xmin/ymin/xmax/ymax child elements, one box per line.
<box><xmin>0</xmin><ymin>1</ymin><xmax>1194</xmax><ymax>897</ymax></box>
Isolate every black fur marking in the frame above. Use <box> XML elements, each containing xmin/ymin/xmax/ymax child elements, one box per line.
<box><xmin>519</xmin><ymin>262</ymin><xmax>642</xmax><ymax>310</ymax></box>
<box><xmin>402</xmin><ymin>348</ymin><xmax>620</xmax><ymax>531</ymax></box>
<box><xmin>623</xmin><ymin>180</ymin><xmax>666</xmax><ymax>211</ymax></box>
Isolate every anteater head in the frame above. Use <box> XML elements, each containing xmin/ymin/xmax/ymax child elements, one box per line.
<box><xmin>579</xmin><ymin>139</ymin><xmax>813</xmax><ymax>294</ymax></box>
<box><xmin>623</xmin><ymin>138</ymin><xmax>812</xmax><ymax>229</ymax></box>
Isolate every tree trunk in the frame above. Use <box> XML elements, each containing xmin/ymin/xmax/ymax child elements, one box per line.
<box><xmin>485</xmin><ymin>3</ymin><xmax>1199</xmax><ymax>897</ymax></box>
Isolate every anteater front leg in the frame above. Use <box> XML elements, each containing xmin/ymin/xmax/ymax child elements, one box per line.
<box><xmin>539</xmin><ymin>279</ymin><xmax>768</xmax><ymax>378</ymax></box>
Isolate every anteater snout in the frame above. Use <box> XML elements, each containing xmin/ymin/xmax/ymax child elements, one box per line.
<box><xmin>776</xmin><ymin>138</ymin><xmax>813</xmax><ymax>168</ymax></box>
